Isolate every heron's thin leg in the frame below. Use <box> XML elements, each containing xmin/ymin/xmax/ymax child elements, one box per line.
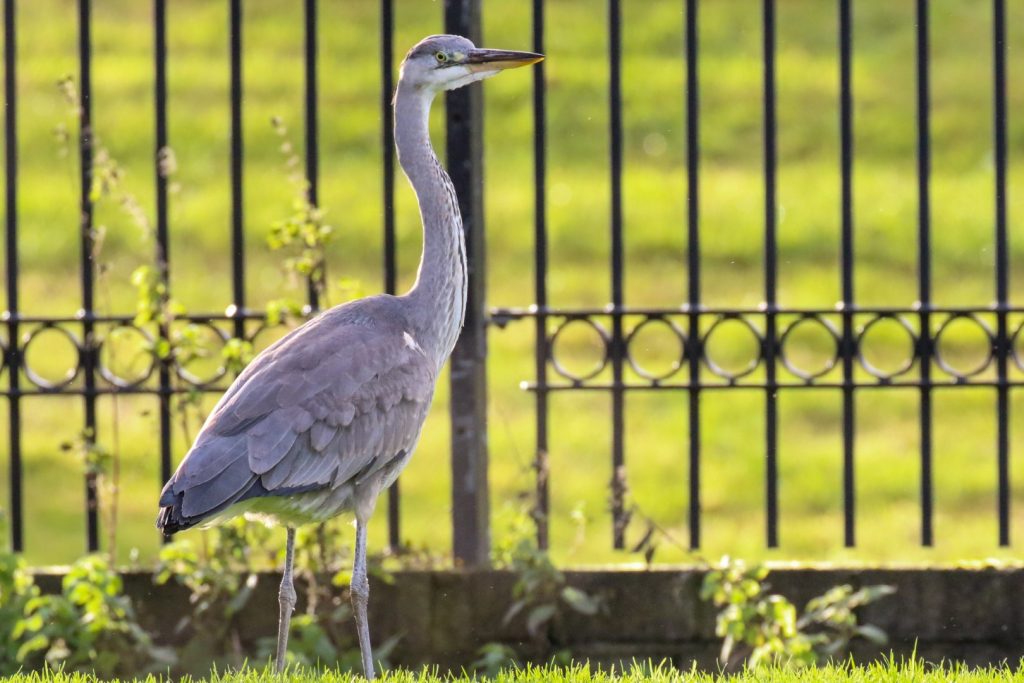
<box><xmin>351</xmin><ymin>519</ymin><xmax>375</xmax><ymax>680</ymax></box>
<box><xmin>275</xmin><ymin>526</ymin><xmax>297</xmax><ymax>674</ymax></box>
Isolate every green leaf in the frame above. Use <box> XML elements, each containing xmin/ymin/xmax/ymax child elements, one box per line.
<box><xmin>11</xmin><ymin>612</ymin><xmax>42</xmax><ymax>639</ymax></box>
<box><xmin>525</xmin><ymin>603</ymin><xmax>557</xmax><ymax>638</ymax></box>
<box><xmin>130</xmin><ymin>265</ymin><xmax>153</xmax><ymax>287</ymax></box>
<box><xmin>16</xmin><ymin>633</ymin><xmax>49</xmax><ymax>662</ymax></box>
<box><xmin>154</xmin><ymin>338</ymin><xmax>171</xmax><ymax>360</ymax></box>
<box><xmin>225</xmin><ymin>573</ymin><xmax>257</xmax><ymax>616</ymax></box>
<box><xmin>23</xmin><ymin>595</ymin><xmax>50</xmax><ymax>614</ymax></box>
<box><xmin>561</xmin><ymin>586</ymin><xmax>601</xmax><ymax>616</ymax></box>
<box><xmin>331</xmin><ymin>568</ymin><xmax>352</xmax><ymax>587</ymax></box>
<box><xmin>502</xmin><ymin>599</ymin><xmax>527</xmax><ymax>626</ymax></box>
<box><xmin>851</xmin><ymin>584</ymin><xmax>897</xmax><ymax>606</ymax></box>
<box><xmin>857</xmin><ymin>623</ymin><xmax>889</xmax><ymax>644</ymax></box>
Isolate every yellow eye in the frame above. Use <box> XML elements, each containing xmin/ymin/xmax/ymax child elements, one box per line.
<box><xmin>435</xmin><ymin>52</ymin><xmax>447</xmax><ymax>63</ymax></box>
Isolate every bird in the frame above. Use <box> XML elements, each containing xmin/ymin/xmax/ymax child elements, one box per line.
<box><xmin>156</xmin><ymin>34</ymin><xmax>542</xmax><ymax>679</ymax></box>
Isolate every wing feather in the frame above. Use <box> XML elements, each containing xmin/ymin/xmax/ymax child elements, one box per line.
<box><xmin>261</xmin><ymin>433</ymin><xmax>336</xmax><ymax>491</ymax></box>
<box><xmin>172</xmin><ymin>435</ymin><xmax>247</xmax><ymax>492</ymax></box>
<box><xmin>246</xmin><ymin>408</ymin><xmax>303</xmax><ymax>475</ymax></box>
<box><xmin>181</xmin><ymin>454</ymin><xmax>256</xmax><ymax>518</ymax></box>
<box><xmin>310</xmin><ymin>421</ymin><xmax>337</xmax><ymax>452</ymax></box>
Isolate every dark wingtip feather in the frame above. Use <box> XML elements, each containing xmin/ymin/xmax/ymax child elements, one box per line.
<box><xmin>155</xmin><ymin>491</ymin><xmax>197</xmax><ymax>535</ymax></box>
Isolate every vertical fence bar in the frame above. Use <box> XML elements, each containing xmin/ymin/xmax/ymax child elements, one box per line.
<box><xmin>154</xmin><ymin>0</ymin><xmax>173</xmax><ymax>502</ymax></box>
<box><xmin>228</xmin><ymin>0</ymin><xmax>245</xmax><ymax>339</ymax></box>
<box><xmin>3</xmin><ymin>0</ymin><xmax>22</xmax><ymax>552</ymax></box>
<box><xmin>78</xmin><ymin>0</ymin><xmax>99</xmax><ymax>553</ymax></box>
<box><xmin>444</xmin><ymin>0</ymin><xmax>490</xmax><ymax>566</ymax></box>
<box><xmin>685</xmin><ymin>0</ymin><xmax>701</xmax><ymax>550</ymax></box>
<box><xmin>838</xmin><ymin>0</ymin><xmax>856</xmax><ymax>548</ymax></box>
<box><xmin>993</xmin><ymin>0</ymin><xmax>1010</xmax><ymax>546</ymax></box>
<box><xmin>762</xmin><ymin>0</ymin><xmax>779</xmax><ymax>548</ymax></box>
<box><xmin>304</xmin><ymin>0</ymin><xmax>320</xmax><ymax>312</ymax></box>
<box><xmin>380</xmin><ymin>0</ymin><xmax>401</xmax><ymax>552</ymax></box>
<box><xmin>608</xmin><ymin>0</ymin><xmax>626</xmax><ymax>550</ymax></box>
<box><xmin>531</xmin><ymin>0</ymin><xmax>550</xmax><ymax>551</ymax></box>
<box><xmin>914</xmin><ymin>0</ymin><xmax>933</xmax><ymax>546</ymax></box>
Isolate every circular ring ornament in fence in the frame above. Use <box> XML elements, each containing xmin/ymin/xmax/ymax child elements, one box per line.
<box><xmin>779</xmin><ymin>315</ymin><xmax>840</xmax><ymax>381</ymax></box>
<box><xmin>702</xmin><ymin>315</ymin><xmax>763</xmax><ymax>381</ymax></box>
<box><xmin>549</xmin><ymin>317</ymin><xmax>611</xmax><ymax>383</ymax></box>
<box><xmin>933</xmin><ymin>313</ymin><xmax>993</xmax><ymax>380</ymax></box>
<box><xmin>23</xmin><ymin>324</ymin><xmax>81</xmax><ymax>390</ymax></box>
<box><xmin>98</xmin><ymin>324</ymin><xmax>156</xmax><ymax>388</ymax></box>
<box><xmin>856</xmin><ymin>314</ymin><xmax>917</xmax><ymax>380</ymax></box>
<box><xmin>625</xmin><ymin>317</ymin><xmax>687</xmax><ymax>381</ymax></box>
<box><xmin>172</xmin><ymin>321</ymin><xmax>230</xmax><ymax>387</ymax></box>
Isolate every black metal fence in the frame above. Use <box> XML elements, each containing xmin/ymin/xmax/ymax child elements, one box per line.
<box><xmin>492</xmin><ymin>0</ymin><xmax>1014</xmax><ymax>554</ymax></box>
<box><xmin>1</xmin><ymin>0</ymin><xmax>1017</xmax><ymax>564</ymax></box>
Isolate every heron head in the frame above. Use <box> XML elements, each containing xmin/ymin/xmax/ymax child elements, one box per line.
<box><xmin>400</xmin><ymin>34</ymin><xmax>543</xmax><ymax>93</ymax></box>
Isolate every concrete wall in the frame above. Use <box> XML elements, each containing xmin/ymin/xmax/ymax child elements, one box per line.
<box><xmin>34</xmin><ymin>567</ymin><xmax>1024</xmax><ymax>670</ymax></box>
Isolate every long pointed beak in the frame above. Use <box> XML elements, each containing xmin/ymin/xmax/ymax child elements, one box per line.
<box><xmin>464</xmin><ymin>48</ymin><xmax>544</xmax><ymax>72</ymax></box>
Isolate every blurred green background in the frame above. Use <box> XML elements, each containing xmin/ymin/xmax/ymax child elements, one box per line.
<box><xmin>2</xmin><ymin>0</ymin><xmax>1024</xmax><ymax>567</ymax></box>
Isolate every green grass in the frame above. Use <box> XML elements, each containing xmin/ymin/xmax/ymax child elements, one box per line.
<box><xmin>4</xmin><ymin>660</ymin><xmax>1024</xmax><ymax>683</ymax></box>
<box><xmin>4</xmin><ymin>0</ymin><xmax>1024</xmax><ymax>566</ymax></box>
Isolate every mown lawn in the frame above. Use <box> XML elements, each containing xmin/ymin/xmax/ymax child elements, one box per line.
<box><xmin>3</xmin><ymin>0</ymin><xmax>1024</xmax><ymax>566</ymax></box>
<box><xmin>5</xmin><ymin>661</ymin><xmax>1024</xmax><ymax>683</ymax></box>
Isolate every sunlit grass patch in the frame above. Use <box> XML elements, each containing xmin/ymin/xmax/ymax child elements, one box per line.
<box><xmin>4</xmin><ymin>659</ymin><xmax>1024</xmax><ymax>683</ymax></box>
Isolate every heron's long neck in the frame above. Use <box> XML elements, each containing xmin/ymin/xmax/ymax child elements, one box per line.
<box><xmin>395</xmin><ymin>81</ymin><xmax>468</xmax><ymax>364</ymax></box>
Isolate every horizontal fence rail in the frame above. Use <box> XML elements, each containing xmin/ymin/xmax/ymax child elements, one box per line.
<box><xmin>491</xmin><ymin>305</ymin><xmax>1024</xmax><ymax>390</ymax></box>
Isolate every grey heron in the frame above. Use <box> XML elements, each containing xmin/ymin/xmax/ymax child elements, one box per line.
<box><xmin>156</xmin><ymin>34</ymin><xmax>542</xmax><ymax>678</ymax></box>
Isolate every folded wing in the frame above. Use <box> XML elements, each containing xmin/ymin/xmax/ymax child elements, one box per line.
<box><xmin>157</xmin><ymin>303</ymin><xmax>434</xmax><ymax>533</ymax></box>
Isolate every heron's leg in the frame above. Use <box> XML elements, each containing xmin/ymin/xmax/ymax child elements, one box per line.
<box><xmin>351</xmin><ymin>519</ymin><xmax>375</xmax><ymax>680</ymax></box>
<box><xmin>275</xmin><ymin>526</ymin><xmax>297</xmax><ymax>674</ymax></box>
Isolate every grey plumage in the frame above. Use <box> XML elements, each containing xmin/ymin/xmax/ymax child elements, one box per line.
<box><xmin>157</xmin><ymin>297</ymin><xmax>434</xmax><ymax>531</ymax></box>
<box><xmin>155</xmin><ymin>34</ymin><xmax>542</xmax><ymax>679</ymax></box>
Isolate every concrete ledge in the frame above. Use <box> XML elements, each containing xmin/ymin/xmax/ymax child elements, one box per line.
<box><xmin>32</xmin><ymin>567</ymin><xmax>1024</xmax><ymax>670</ymax></box>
